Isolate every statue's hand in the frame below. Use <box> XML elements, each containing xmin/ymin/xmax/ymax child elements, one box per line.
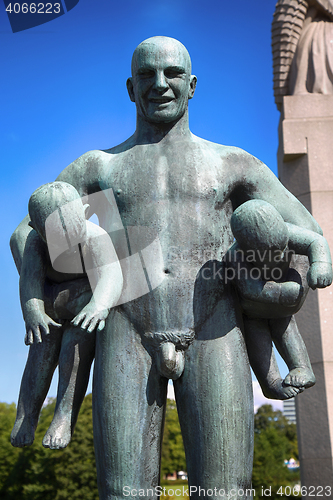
<box><xmin>307</xmin><ymin>262</ymin><xmax>333</xmax><ymax>289</ymax></box>
<box><xmin>24</xmin><ymin>310</ymin><xmax>62</xmax><ymax>345</ymax></box>
<box><xmin>71</xmin><ymin>304</ymin><xmax>109</xmax><ymax>333</ymax></box>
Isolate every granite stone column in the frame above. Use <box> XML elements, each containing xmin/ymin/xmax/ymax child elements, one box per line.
<box><xmin>278</xmin><ymin>94</ymin><xmax>333</xmax><ymax>493</ymax></box>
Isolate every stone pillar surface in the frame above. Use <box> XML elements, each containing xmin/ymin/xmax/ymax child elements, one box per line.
<box><xmin>278</xmin><ymin>94</ymin><xmax>333</xmax><ymax>493</ymax></box>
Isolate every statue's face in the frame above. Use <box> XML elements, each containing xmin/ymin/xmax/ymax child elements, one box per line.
<box><xmin>128</xmin><ymin>39</ymin><xmax>196</xmax><ymax>124</ymax></box>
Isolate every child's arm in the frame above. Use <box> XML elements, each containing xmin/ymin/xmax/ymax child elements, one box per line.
<box><xmin>287</xmin><ymin>223</ymin><xmax>333</xmax><ymax>289</ymax></box>
<box><xmin>20</xmin><ymin>231</ymin><xmax>62</xmax><ymax>345</ymax></box>
<box><xmin>225</xmin><ymin>245</ymin><xmax>303</xmax><ymax>308</ymax></box>
<box><xmin>235</xmin><ymin>274</ymin><xmax>302</xmax><ymax>308</ymax></box>
<box><xmin>71</xmin><ymin>224</ymin><xmax>123</xmax><ymax>333</ymax></box>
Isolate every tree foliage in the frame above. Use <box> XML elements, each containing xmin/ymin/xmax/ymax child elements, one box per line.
<box><xmin>0</xmin><ymin>394</ymin><xmax>98</xmax><ymax>500</ymax></box>
<box><xmin>0</xmin><ymin>403</ymin><xmax>21</xmax><ymax>493</ymax></box>
<box><xmin>161</xmin><ymin>399</ymin><xmax>186</xmax><ymax>478</ymax></box>
<box><xmin>252</xmin><ymin>404</ymin><xmax>299</xmax><ymax>497</ymax></box>
<box><xmin>0</xmin><ymin>398</ymin><xmax>300</xmax><ymax>498</ymax></box>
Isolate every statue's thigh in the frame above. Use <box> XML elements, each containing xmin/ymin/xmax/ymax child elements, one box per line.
<box><xmin>93</xmin><ymin>309</ymin><xmax>167</xmax><ymax>498</ymax></box>
<box><xmin>175</xmin><ymin>327</ymin><xmax>254</xmax><ymax>498</ymax></box>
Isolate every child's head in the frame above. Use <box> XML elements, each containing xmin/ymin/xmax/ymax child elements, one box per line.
<box><xmin>230</xmin><ymin>200</ymin><xmax>288</xmax><ymax>259</ymax></box>
<box><xmin>29</xmin><ymin>182</ymin><xmax>89</xmax><ymax>252</ymax></box>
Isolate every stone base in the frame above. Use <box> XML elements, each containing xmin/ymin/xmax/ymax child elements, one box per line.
<box><xmin>278</xmin><ymin>95</ymin><xmax>333</xmax><ymax>495</ymax></box>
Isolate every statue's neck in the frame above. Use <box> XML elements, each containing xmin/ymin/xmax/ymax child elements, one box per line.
<box><xmin>134</xmin><ymin>112</ymin><xmax>192</xmax><ymax>145</ymax></box>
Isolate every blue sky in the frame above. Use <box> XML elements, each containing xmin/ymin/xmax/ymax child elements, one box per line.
<box><xmin>0</xmin><ymin>0</ymin><xmax>285</xmax><ymax>410</ymax></box>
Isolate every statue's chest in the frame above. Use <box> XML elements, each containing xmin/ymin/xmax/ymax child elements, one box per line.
<box><xmin>109</xmin><ymin>145</ymin><xmax>221</xmax><ymax>206</ymax></box>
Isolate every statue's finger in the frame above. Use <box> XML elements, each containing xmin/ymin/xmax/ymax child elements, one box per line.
<box><xmin>49</xmin><ymin>318</ymin><xmax>62</xmax><ymax>329</ymax></box>
<box><xmin>25</xmin><ymin>330</ymin><xmax>33</xmax><ymax>345</ymax></box>
<box><xmin>87</xmin><ymin>320</ymin><xmax>97</xmax><ymax>333</ymax></box>
<box><xmin>97</xmin><ymin>320</ymin><xmax>105</xmax><ymax>332</ymax></box>
<box><xmin>72</xmin><ymin>314</ymin><xmax>83</xmax><ymax>327</ymax></box>
<box><xmin>40</xmin><ymin>322</ymin><xmax>50</xmax><ymax>336</ymax></box>
<box><xmin>81</xmin><ymin>316</ymin><xmax>91</xmax><ymax>330</ymax></box>
<box><xmin>33</xmin><ymin>327</ymin><xmax>42</xmax><ymax>343</ymax></box>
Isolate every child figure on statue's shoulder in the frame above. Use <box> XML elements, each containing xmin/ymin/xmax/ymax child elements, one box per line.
<box><xmin>225</xmin><ymin>199</ymin><xmax>332</xmax><ymax>400</ymax></box>
<box><xmin>11</xmin><ymin>181</ymin><xmax>123</xmax><ymax>449</ymax></box>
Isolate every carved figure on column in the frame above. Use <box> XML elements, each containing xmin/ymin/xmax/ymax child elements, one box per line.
<box><xmin>272</xmin><ymin>0</ymin><xmax>333</xmax><ymax>110</ymax></box>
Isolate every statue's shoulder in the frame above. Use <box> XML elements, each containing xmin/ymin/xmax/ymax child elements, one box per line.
<box><xmin>56</xmin><ymin>149</ymin><xmax>109</xmax><ymax>192</ymax></box>
<box><xmin>73</xmin><ymin>136</ymin><xmax>135</xmax><ymax>167</ymax></box>
<box><xmin>191</xmin><ymin>135</ymin><xmax>261</xmax><ymax>165</ymax></box>
<box><xmin>101</xmin><ymin>135</ymin><xmax>136</xmax><ymax>155</ymax></box>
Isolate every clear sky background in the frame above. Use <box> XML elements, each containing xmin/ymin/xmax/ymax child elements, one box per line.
<box><xmin>0</xmin><ymin>0</ymin><xmax>287</xmax><ymax>411</ymax></box>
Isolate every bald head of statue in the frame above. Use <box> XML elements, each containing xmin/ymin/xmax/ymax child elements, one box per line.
<box><xmin>127</xmin><ymin>36</ymin><xmax>197</xmax><ymax>125</ymax></box>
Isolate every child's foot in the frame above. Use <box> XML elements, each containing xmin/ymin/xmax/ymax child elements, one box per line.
<box><xmin>284</xmin><ymin>368</ymin><xmax>316</xmax><ymax>389</ymax></box>
<box><xmin>42</xmin><ymin>417</ymin><xmax>72</xmax><ymax>449</ymax></box>
<box><xmin>280</xmin><ymin>384</ymin><xmax>304</xmax><ymax>399</ymax></box>
<box><xmin>263</xmin><ymin>378</ymin><xmax>304</xmax><ymax>400</ymax></box>
<box><xmin>11</xmin><ymin>416</ymin><xmax>36</xmax><ymax>447</ymax></box>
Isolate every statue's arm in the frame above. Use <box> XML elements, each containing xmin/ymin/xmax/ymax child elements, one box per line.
<box><xmin>227</xmin><ymin>153</ymin><xmax>322</xmax><ymax>234</ymax></box>
<box><xmin>55</xmin><ymin>150</ymin><xmax>103</xmax><ymax>198</ymax></box>
<box><xmin>71</xmin><ymin>224</ymin><xmax>123</xmax><ymax>333</ymax></box>
<box><xmin>225</xmin><ymin>246</ymin><xmax>303</xmax><ymax>308</ymax></box>
<box><xmin>232</xmin><ymin>265</ymin><xmax>303</xmax><ymax>308</ymax></box>
<box><xmin>84</xmin><ymin>225</ymin><xmax>123</xmax><ymax>310</ymax></box>
<box><xmin>10</xmin><ymin>215</ymin><xmax>32</xmax><ymax>274</ymax></box>
<box><xmin>20</xmin><ymin>231</ymin><xmax>61</xmax><ymax>344</ymax></box>
<box><xmin>10</xmin><ymin>150</ymin><xmax>104</xmax><ymax>274</ymax></box>
<box><xmin>287</xmin><ymin>223</ymin><xmax>331</xmax><ymax>263</ymax></box>
<box><xmin>286</xmin><ymin>223</ymin><xmax>333</xmax><ymax>288</ymax></box>
<box><xmin>20</xmin><ymin>231</ymin><xmax>46</xmax><ymax>309</ymax></box>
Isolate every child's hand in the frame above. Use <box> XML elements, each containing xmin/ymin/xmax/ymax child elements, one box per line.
<box><xmin>71</xmin><ymin>305</ymin><xmax>109</xmax><ymax>333</ymax></box>
<box><xmin>307</xmin><ymin>262</ymin><xmax>333</xmax><ymax>289</ymax></box>
<box><xmin>25</xmin><ymin>311</ymin><xmax>62</xmax><ymax>345</ymax></box>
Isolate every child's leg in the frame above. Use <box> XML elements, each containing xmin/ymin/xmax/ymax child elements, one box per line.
<box><xmin>269</xmin><ymin>315</ymin><xmax>315</xmax><ymax>388</ymax></box>
<box><xmin>11</xmin><ymin>329</ymin><xmax>63</xmax><ymax>447</ymax></box>
<box><xmin>244</xmin><ymin>317</ymin><xmax>302</xmax><ymax>400</ymax></box>
<box><xmin>42</xmin><ymin>323</ymin><xmax>95</xmax><ymax>449</ymax></box>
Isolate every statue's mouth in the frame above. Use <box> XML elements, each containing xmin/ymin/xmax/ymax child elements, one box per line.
<box><xmin>149</xmin><ymin>96</ymin><xmax>174</xmax><ymax>104</ymax></box>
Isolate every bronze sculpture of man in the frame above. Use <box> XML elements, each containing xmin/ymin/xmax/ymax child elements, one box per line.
<box><xmin>11</xmin><ymin>36</ymin><xmax>331</xmax><ymax>499</ymax></box>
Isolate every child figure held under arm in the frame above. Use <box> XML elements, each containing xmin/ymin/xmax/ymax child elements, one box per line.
<box><xmin>225</xmin><ymin>200</ymin><xmax>332</xmax><ymax>400</ymax></box>
<box><xmin>11</xmin><ymin>182</ymin><xmax>123</xmax><ymax>449</ymax></box>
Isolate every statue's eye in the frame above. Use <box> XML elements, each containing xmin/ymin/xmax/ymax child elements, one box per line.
<box><xmin>165</xmin><ymin>67</ymin><xmax>185</xmax><ymax>78</ymax></box>
<box><xmin>137</xmin><ymin>69</ymin><xmax>154</xmax><ymax>79</ymax></box>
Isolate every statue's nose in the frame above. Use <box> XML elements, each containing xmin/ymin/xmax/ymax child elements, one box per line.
<box><xmin>153</xmin><ymin>71</ymin><xmax>168</xmax><ymax>91</ymax></box>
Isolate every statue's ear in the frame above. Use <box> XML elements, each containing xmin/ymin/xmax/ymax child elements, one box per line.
<box><xmin>188</xmin><ymin>75</ymin><xmax>197</xmax><ymax>100</ymax></box>
<box><xmin>126</xmin><ymin>78</ymin><xmax>135</xmax><ymax>102</ymax></box>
